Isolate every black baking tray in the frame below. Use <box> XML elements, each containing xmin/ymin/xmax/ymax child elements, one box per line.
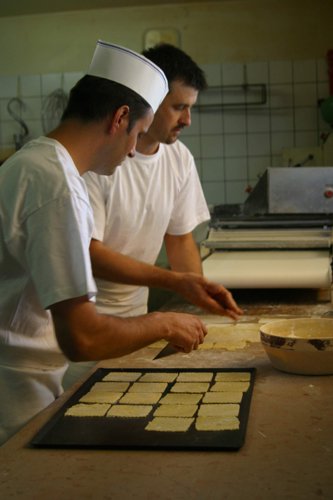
<box><xmin>31</xmin><ymin>368</ymin><xmax>255</xmax><ymax>451</ymax></box>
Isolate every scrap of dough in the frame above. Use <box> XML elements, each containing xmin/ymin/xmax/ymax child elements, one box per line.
<box><xmin>145</xmin><ymin>417</ymin><xmax>194</xmax><ymax>432</ymax></box>
<box><xmin>215</xmin><ymin>372</ymin><xmax>251</xmax><ymax>382</ymax></box>
<box><xmin>199</xmin><ymin>323</ymin><xmax>260</xmax><ymax>351</ymax></box>
<box><xmin>195</xmin><ymin>416</ymin><xmax>240</xmax><ymax>431</ymax></box>
<box><xmin>198</xmin><ymin>403</ymin><xmax>240</xmax><ymax>417</ymax></box>
<box><xmin>160</xmin><ymin>393</ymin><xmax>203</xmax><ymax>405</ymax></box>
<box><xmin>107</xmin><ymin>405</ymin><xmax>152</xmax><ymax>418</ymax></box>
<box><xmin>197</xmin><ymin>342</ymin><xmax>215</xmax><ymax>350</ymax></box>
<box><xmin>90</xmin><ymin>381</ymin><xmax>130</xmax><ymax>392</ymax></box>
<box><xmin>119</xmin><ymin>392</ymin><xmax>162</xmax><ymax>405</ymax></box>
<box><xmin>129</xmin><ymin>382</ymin><xmax>168</xmax><ymax>393</ymax></box>
<box><xmin>176</xmin><ymin>372</ymin><xmax>213</xmax><ymax>382</ymax></box>
<box><xmin>65</xmin><ymin>403</ymin><xmax>110</xmax><ymax>417</ymax></box>
<box><xmin>139</xmin><ymin>372</ymin><xmax>178</xmax><ymax>383</ymax></box>
<box><xmin>153</xmin><ymin>404</ymin><xmax>198</xmax><ymax>418</ymax></box>
<box><xmin>79</xmin><ymin>391</ymin><xmax>123</xmax><ymax>404</ymax></box>
<box><xmin>102</xmin><ymin>372</ymin><xmax>142</xmax><ymax>382</ymax></box>
<box><xmin>211</xmin><ymin>382</ymin><xmax>250</xmax><ymax>392</ymax></box>
<box><xmin>171</xmin><ymin>382</ymin><xmax>210</xmax><ymax>393</ymax></box>
<box><xmin>202</xmin><ymin>391</ymin><xmax>243</xmax><ymax>404</ymax></box>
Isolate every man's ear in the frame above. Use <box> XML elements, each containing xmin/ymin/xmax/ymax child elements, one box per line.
<box><xmin>107</xmin><ymin>105</ymin><xmax>130</xmax><ymax>135</ymax></box>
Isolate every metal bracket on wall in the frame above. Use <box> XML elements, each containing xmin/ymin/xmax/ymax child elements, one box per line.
<box><xmin>195</xmin><ymin>83</ymin><xmax>267</xmax><ymax>110</ymax></box>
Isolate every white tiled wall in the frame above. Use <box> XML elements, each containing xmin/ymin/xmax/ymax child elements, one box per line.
<box><xmin>181</xmin><ymin>58</ymin><xmax>330</xmax><ymax>206</ymax></box>
<box><xmin>0</xmin><ymin>58</ymin><xmax>330</xmax><ymax>206</ymax></box>
<box><xmin>0</xmin><ymin>72</ymin><xmax>83</xmax><ymax>148</ymax></box>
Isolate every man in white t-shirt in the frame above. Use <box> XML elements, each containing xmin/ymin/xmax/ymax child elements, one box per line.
<box><xmin>0</xmin><ymin>41</ymin><xmax>216</xmax><ymax>445</ymax></box>
<box><xmin>84</xmin><ymin>44</ymin><xmax>239</xmax><ymax>318</ymax></box>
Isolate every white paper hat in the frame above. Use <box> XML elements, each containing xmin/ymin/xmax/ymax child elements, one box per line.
<box><xmin>87</xmin><ymin>40</ymin><xmax>168</xmax><ymax>112</ymax></box>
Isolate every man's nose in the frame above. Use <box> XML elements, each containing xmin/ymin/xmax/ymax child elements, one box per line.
<box><xmin>181</xmin><ymin>108</ymin><xmax>191</xmax><ymax>127</ymax></box>
<box><xmin>128</xmin><ymin>146</ymin><xmax>136</xmax><ymax>158</ymax></box>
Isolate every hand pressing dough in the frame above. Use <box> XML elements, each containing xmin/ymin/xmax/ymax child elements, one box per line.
<box><xmin>195</xmin><ymin>416</ymin><xmax>240</xmax><ymax>431</ymax></box>
<box><xmin>65</xmin><ymin>403</ymin><xmax>110</xmax><ymax>417</ymax></box>
<box><xmin>102</xmin><ymin>372</ymin><xmax>142</xmax><ymax>382</ymax></box>
<box><xmin>145</xmin><ymin>417</ymin><xmax>194</xmax><ymax>432</ymax></box>
<box><xmin>119</xmin><ymin>392</ymin><xmax>162</xmax><ymax>405</ymax></box>
<box><xmin>160</xmin><ymin>393</ymin><xmax>203</xmax><ymax>405</ymax></box>
<box><xmin>171</xmin><ymin>382</ymin><xmax>210</xmax><ymax>393</ymax></box>
<box><xmin>198</xmin><ymin>403</ymin><xmax>240</xmax><ymax>417</ymax></box>
<box><xmin>153</xmin><ymin>404</ymin><xmax>198</xmax><ymax>418</ymax></box>
<box><xmin>107</xmin><ymin>405</ymin><xmax>152</xmax><ymax>418</ymax></box>
<box><xmin>176</xmin><ymin>372</ymin><xmax>213</xmax><ymax>382</ymax></box>
<box><xmin>202</xmin><ymin>391</ymin><xmax>243</xmax><ymax>404</ymax></box>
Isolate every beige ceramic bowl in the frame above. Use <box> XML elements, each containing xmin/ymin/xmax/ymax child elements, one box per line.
<box><xmin>260</xmin><ymin>318</ymin><xmax>333</xmax><ymax>375</ymax></box>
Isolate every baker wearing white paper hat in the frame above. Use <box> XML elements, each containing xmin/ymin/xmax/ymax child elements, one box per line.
<box><xmin>0</xmin><ymin>40</ymin><xmax>207</xmax><ymax>445</ymax></box>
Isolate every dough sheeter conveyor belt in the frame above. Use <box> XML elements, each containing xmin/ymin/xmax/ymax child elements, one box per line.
<box><xmin>202</xmin><ymin>227</ymin><xmax>333</xmax><ymax>291</ymax></box>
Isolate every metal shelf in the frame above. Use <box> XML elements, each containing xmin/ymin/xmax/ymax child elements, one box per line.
<box><xmin>195</xmin><ymin>83</ymin><xmax>267</xmax><ymax>109</ymax></box>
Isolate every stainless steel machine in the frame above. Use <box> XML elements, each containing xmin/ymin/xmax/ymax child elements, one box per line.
<box><xmin>202</xmin><ymin>167</ymin><xmax>333</xmax><ymax>300</ymax></box>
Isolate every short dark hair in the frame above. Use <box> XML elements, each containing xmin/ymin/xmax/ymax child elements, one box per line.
<box><xmin>61</xmin><ymin>75</ymin><xmax>150</xmax><ymax>132</ymax></box>
<box><xmin>142</xmin><ymin>44</ymin><xmax>207</xmax><ymax>91</ymax></box>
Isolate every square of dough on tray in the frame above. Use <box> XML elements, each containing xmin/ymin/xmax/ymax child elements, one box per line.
<box><xmin>65</xmin><ymin>403</ymin><xmax>110</xmax><ymax>417</ymax></box>
<box><xmin>153</xmin><ymin>404</ymin><xmax>198</xmax><ymax>418</ymax></box>
<box><xmin>145</xmin><ymin>417</ymin><xmax>194</xmax><ymax>432</ymax></box>
<box><xmin>176</xmin><ymin>372</ymin><xmax>213</xmax><ymax>383</ymax></box>
<box><xmin>171</xmin><ymin>382</ymin><xmax>210</xmax><ymax>393</ymax></box>
<box><xmin>202</xmin><ymin>391</ymin><xmax>243</xmax><ymax>404</ymax></box>
<box><xmin>198</xmin><ymin>403</ymin><xmax>240</xmax><ymax>417</ymax></box>
<box><xmin>160</xmin><ymin>393</ymin><xmax>203</xmax><ymax>405</ymax></box>
<box><xmin>211</xmin><ymin>381</ymin><xmax>250</xmax><ymax>392</ymax></box>
<box><xmin>79</xmin><ymin>391</ymin><xmax>123</xmax><ymax>404</ymax></box>
<box><xmin>102</xmin><ymin>371</ymin><xmax>142</xmax><ymax>382</ymax></box>
<box><xmin>139</xmin><ymin>372</ymin><xmax>178</xmax><ymax>383</ymax></box>
<box><xmin>90</xmin><ymin>381</ymin><xmax>130</xmax><ymax>392</ymax></box>
<box><xmin>129</xmin><ymin>382</ymin><xmax>168</xmax><ymax>393</ymax></box>
<box><xmin>119</xmin><ymin>392</ymin><xmax>162</xmax><ymax>405</ymax></box>
<box><xmin>195</xmin><ymin>416</ymin><xmax>240</xmax><ymax>431</ymax></box>
<box><xmin>215</xmin><ymin>372</ymin><xmax>251</xmax><ymax>382</ymax></box>
<box><xmin>107</xmin><ymin>405</ymin><xmax>152</xmax><ymax>418</ymax></box>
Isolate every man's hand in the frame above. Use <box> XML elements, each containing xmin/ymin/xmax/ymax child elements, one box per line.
<box><xmin>155</xmin><ymin>311</ymin><xmax>207</xmax><ymax>353</ymax></box>
<box><xmin>174</xmin><ymin>273</ymin><xmax>243</xmax><ymax>319</ymax></box>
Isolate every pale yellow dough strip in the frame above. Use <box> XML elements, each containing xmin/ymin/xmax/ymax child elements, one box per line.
<box><xmin>145</xmin><ymin>417</ymin><xmax>194</xmax><ymax>432</ymax></box>
<box><xmin>107</xmin><ymin>405</ymin><xmax>152</xmax><ymax>418</ymax></box>
<box><xmin>65</xmin><ymin>403</ymin><xmax>110</xmax><ymax>417</ymax></box>
<box><xmin>195</xmin><ymin>416</ymin><xmax>240</xmax><ymax>431</ymax></box>
<box><xmin>198</xmin><ymin>403</ymin><xmax>240</xmax><ymax>417</ymax></box>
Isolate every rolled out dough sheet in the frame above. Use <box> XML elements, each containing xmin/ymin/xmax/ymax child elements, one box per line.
<box><xmin>203</xmin><ymin>250</ymin><xmax>331</xmax><ymax>288</ymax></box>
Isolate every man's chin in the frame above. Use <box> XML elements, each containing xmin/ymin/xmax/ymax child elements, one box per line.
<box><xmin>165</xmin><ymin>135</ymin><xmax>179</xmax><ymax>145</ymax></box>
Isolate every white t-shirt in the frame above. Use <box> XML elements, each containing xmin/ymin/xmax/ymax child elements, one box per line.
<box><xmin>0</xmin><ymin>137</ymin><xmax>97</xmax><ymax>443</ymax></box>
<box><xmin>84</xmin><ymin>140</ymin><xmax>210</xmax><ymax>316</ymax></box>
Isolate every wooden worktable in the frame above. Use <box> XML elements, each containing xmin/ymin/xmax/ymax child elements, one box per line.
<box><xmin>1</xmin><ymin>291</ymin><xmax>333</xmax><ymax>499</ymax></box>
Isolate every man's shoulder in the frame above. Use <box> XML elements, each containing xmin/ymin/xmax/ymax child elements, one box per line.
<box><xmin>159</xmin><ymin>141</ymin><xmax>194</xmax><ymax>164</ymax></box>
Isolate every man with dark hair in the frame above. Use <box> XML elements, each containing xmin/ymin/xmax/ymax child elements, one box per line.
<box><xmin>0</xmin><ymin>41</ymin><xmax>211</xmax><ymax>444</ymax></box>
<box><xmin>84</xmin><ymin>44</ymin><xmax>241</xmax><ymax>319</ymax></box>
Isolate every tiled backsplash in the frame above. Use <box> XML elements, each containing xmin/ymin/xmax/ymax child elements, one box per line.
<box><xmin>0</xmin><ymin>58</ymin><xmax>330</xmax><ymax>206</ymax></box>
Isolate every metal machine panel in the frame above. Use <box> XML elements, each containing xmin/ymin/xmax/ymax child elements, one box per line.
<box><xmin>243</xmin><ymin>167</ymin><xmax>333</xmax><ymax>215</ymax></box>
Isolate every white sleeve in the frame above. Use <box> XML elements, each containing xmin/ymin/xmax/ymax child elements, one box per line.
<box><xmin>83</xmin><ymin>172</ymin><xmax>107</xmax><ymax>241</ymax></box>
<box><xmin>166</xmin><ymin>154</ymin><xmax>210</xmax><ymax>235</ymax></box>
<box><xmin>25</xmin><ymin>194</ymin><xmax>97</xmax><ymax>309</ymax></box>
